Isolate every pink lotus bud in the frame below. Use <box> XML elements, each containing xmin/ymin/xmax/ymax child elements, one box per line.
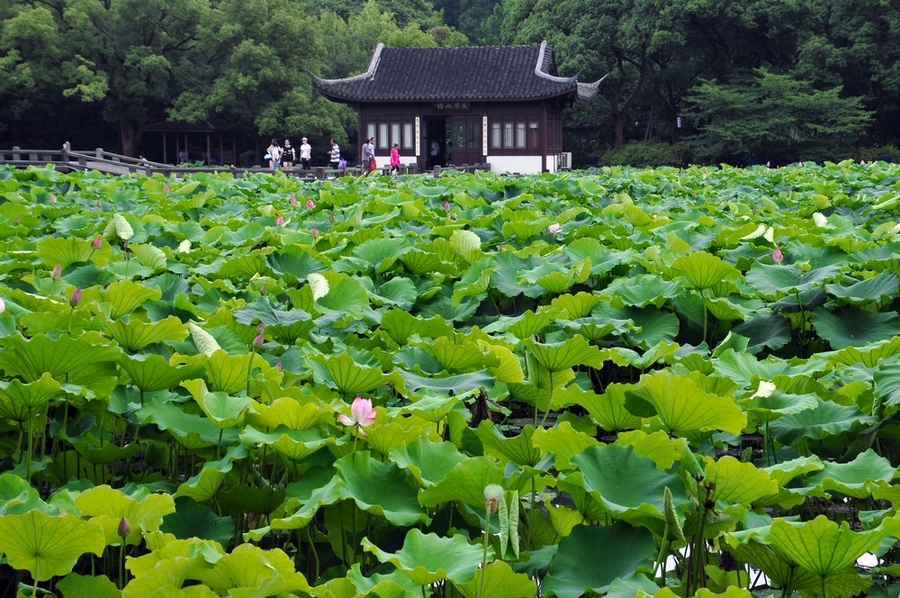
<box><xmin>275</xmin><ymin>361</ymin><xmax>283</xmax><ymax>373</ymax></box>
<box><xmin>798</xmin><ymin>162</ymin><xmax>803</xmax><ymax>167</ymax></box>
<box><xmin>291</xmin><ymin>196</ymin><xmax>298</xmax><ymax>206</ymax></box>
<box><xmin>773</xmin><ymin>248</ymin><xmax>784</xmax><ymax>264</ymax></box>
<box><xmin>252</xmin><ymin>333</ymin><xmax>264</xmax><ymax>350</ymax></box>
<box><xmin>50</xmin><ymin>194</ymin><xmax>57</xmax><ymax>203</ymax></box>
<box><xmin>230</xmin><ymin>164</ymin><xmax>235</xmax><ymax>168</ymax></box>
<box><xmin>256</xmin><ymin>323</ymin><xmax>265</xmax><ymax>335</ymax></box>
<box><xmin>328</xmin><ymin>213</ymin><xmax>335</xmax><ymax>222</ymax></box>
<box><xmin>164</xmin><ymin>184</ymin><xmax>169</xmax><ymax>194</ymax></box>
<box><xmin>443</xmin><ymin>201</ymin><xmax>450</xmax><ymax>211</ymax></box>
<box><xmin>0</xmin><ymin>297</ymin><xmax>5</xmax><ymax>314</ymax></box>
<box><xmin>117</xmin><ymin>517</ymin><xmax>131</xmax><ymax>538</ymax></box>
<box><xmin>68</xmin><ymin>287</ymin><xmax>82</xmax><ymax>308</ymax></box>
<box><xmin>91</xmin><ymin>237</ymin><xmax>102</xmax><ymax>251</ymax></box>
<box><xmin>860</xmin><ymin>160</ymin><xmax>865</xmax><ymax>165</ymax></box>
<box><xmin>52</xmin><ymin>264</ymin><xmax>62</xmax><ymax>281</ymax></box>
<box><xmin>306</xmin><ymin>199</ymin><xmax>315</xmax><ymax>209</ymax></box>
<box><xmin>276</xmin><ymin>215</ymin><xmax>284</xmax><ymax>226</ymax></box>
<box><xmin>311</xmin><ymin>227</ymin><xmax>319</xmax><ymax>239</ymax></box>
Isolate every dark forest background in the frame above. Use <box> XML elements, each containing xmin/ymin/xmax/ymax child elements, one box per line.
<box><xmin>2</xmin><ymin>0</ymin><xmax>897</xmax><ymax>167</ymax></box>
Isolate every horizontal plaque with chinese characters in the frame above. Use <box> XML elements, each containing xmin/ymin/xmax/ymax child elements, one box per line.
<box><xmin>433</xmin><ymin>102</ymin><xmax>470</xmax><ymax>112</ymax></box>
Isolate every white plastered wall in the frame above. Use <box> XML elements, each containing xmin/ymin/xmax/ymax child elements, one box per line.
<box><xmin>486</xmin><ymin>155</ymin><xmax>545</xmax><ymax>175</ymax></box>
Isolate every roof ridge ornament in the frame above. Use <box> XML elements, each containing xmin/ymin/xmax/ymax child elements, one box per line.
<box><xmin>534</xmin><ymin>41</ymin><xmax>578</xmax><ymax>84</ymax></box>
<box><xmin>309</xmin><ymin>43</ymin><xmax>384</xmax><ymax>85</ymax></box>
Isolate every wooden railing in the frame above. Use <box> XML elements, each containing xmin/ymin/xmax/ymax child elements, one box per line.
<box><xmin>0</xmin><ymin>147</ymin><xmax>490</xmax><ymax>179</ymax></box>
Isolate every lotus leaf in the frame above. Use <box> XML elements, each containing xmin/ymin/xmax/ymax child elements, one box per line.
<box><xmin>0</xmin><ymin>510</ymin><xmax>105</xmax><ymax>580</ymax></box>
<box><xmin>362</xmin><ymin>529</ymin><xmax>487</xmax><ymax>585</ymax></box>
<box><xmin>56</xmin><ymin>573</ymin><xmax>120</xmax><ymax>598</ymax></box>
<box><xmin>334</xmin><ymin>451</ymin><xmax>428</xmax><ymax>526</ymax></box>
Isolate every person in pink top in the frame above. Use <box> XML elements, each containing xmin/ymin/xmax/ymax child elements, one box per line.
<box><xmin>390</xmin><ymin>143</ymin><xmax>401</xmax><ymax>175</ymax></box>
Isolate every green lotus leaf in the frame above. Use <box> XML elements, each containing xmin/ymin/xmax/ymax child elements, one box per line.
<box><xmin>160</xmin><ymin>497</ymin><xmax>234</xmax><ymax>548</ymax></box>
<box><xmin>419</xmin><ymin>456</ymin><xmax>514</xmax><ymax>510</ymax></box>
<box><xmin>334</xmin><ymin>451</ymin><xmax>429</xmax><ymax>526</ymax></box>
<box><xmin>827</xmin><ymin>336</ymin><xmax>900</xmax><ymax>368</ymax></box>
<box><xmin>362</xmin><ymin>529</ymin><xmax>486</xmax><ymax>585</ymax></box>
<box><xmin>136</xmin><ymin>395</ymin><xmax>235</xmax><ymax>447</ymax></box>
<box><xmin>768</xmin><ymin>515</ymin><xmax>898</xmax><ymax>577</ymax></box>
<box><xmin>315</xmin><ymin>271</ymin><xmax>369</xmax><ymax>319</ymax></box>
<box><xmin>218</xmin><ymin>253</ymin><xmax>273</xmax><ymax>280</ymax></box>
<box><xmin>729</xmin><ymin>314</ymin><xmax>791</xmax><ymax>353</ymax></box>
<box><xmin>245</xmin><ymin>397</ymin><xmax>331</xmax><ymax>430</ymax></box>
<box><xmin>267</xmin><ymin>245</ymin><xmax>327</xmax><ymax>279</ymax></box>
<box><xmin>739</xmin><ymin>390</ymin><xmax>819</xmax><ymax>422</ymax></box>
<box><xmin>507</xmin><ymin>309</ymin><xmax>560</xmax><ymax>340</ymax></box>
<box><xmin>309</xmin><ymin>351</ymin><xmax>390</xmax><ymax>396</ymax></box>
<box><xmin>399</xmin><ymin>369</ymin><xmax>495</xmax><ymax>395</ymax></box>
<box><xmin>626</xmin><ymin>371</ymin><xmax>747</xmax><ymax>436</ymax></box>
<box><xmin>163</xmin><ymin>220</ymin><xmax>206</xmax><ymax>242</ymax></box>
<box><xmin>396</xmin><ymin>393</ymin><xmax>461</xmax><ymax>425</ymax></box>
<box><xmin>521</xmin><ymin>335</ymin><xmax>604</xmax><ymax>372</ymax></box>
<box><xmin>75</xmin><ymin>485</ymin><xmax>176</xmax><ymax>545</ymax></box>
<box><xmin>363</xmin><ymin>417</ymin><xmax>434</xmax><ymax>457</ymax></box>
<box><xmin>234</xmin><ymin>301</ymin><xmax>313</xmax><ymax>335</ymax></box>
<box><xmin>346</xmin><ymin>565</ymin><xmax>422</xmax><ymax>598</ymax></box>
<box><xmin>106</xmin><ymin>315</ymin><xmax>189</xmax><ymax>351</ymax></box>
<box><xmin>491</xmin><ymin>252</ymin><xmax>546</xmax><ymax>298</ymax></box>
<box><xmin>379</xmin><ymin>310</ymin><xmax>454</xmax><ymax>346</ymax></box>
<box><xmin>803</xmin><ymin>449</ymin><xmax>897</xmax><ymax>499</ymax></box>
<box><xmin>825</xmin><ymin>271</ymin><xmax>899</xmax><ymax>306</ymax></box>
<box><xmin>616</xmin><ymin>430</ymin><xmax>688</xmax><ymax>470</ymax></box>
<box><xmin>550</xmin><ymin>292</ymin><xmax>602</xmax><ymax>319</ymax></box>
<box><xmin>193</xmin><ymin>543</ymin><xmax>311</xmax><ymax>595</ymax></box>
<box><xmin>350</xmin><ymin>237</ymin><xmax>411</xmax><ymax>273</ymax></box>
<box><xmin>607</xmin><ymin>274</ymin><xmax>684</xmax><ymax>307</ymax></box>
<box><xmin>415</xmin><ymin>336</ymin><xmax>497</xmax><ymax>372</ymax></box>
<box><xmin>452</xmin><ymin>258</ymin><xmax>493</xmax><ymax>304</ymax></box>
<box><xmin>768</xmin><ymin>398</ymin><xmax>877</xmax><ymax>445</ymax></box>
<box><xmin>619</xmin><ymin>306</ymin><xmax>680</xmax><ymax>350</ymax></box>
<box><xmin>130</xmin><ymin>243</ymin><xmax>167</xmax><ymax>273</ymax></box>
<box><xmin>704</xmin><ymin>456</ymin><xmax>779</xmax><ymax>505</ymax></box>
<box><xmin>711</xmin><ymin>349</ymin><xmax>791</xmax><ymax>388</ymax></box>
<box><xmin>240</xmin><ymin>425</ymin><xmax>334</xmax><ymax>460</ymax></box>
<box><xmin>873</xmin><ymin>359</ymin><xmax>900</xmax><ymax>406</ymax></box>
<box><xmin>388</xmin><ymin>436</ymin><xmax>468</xmax><ymax>487</ymax></box>
<box><xmin>0</xmin><ymin>510</ymin><xmax>105</xmax><ymax>580</ymax></box>
<box><xmin>97</xmin><ymin>279</ymin><xmax>162</xmax><ymax>320</ymax></box>
<box><xmin>450</xmin><ymin>229</ymin><xmax>484</xmax><ymax>265</ymax></box>
<box><xmin>189</xmin><ymin>323</ymin><xmax>221</xmax><ymax>356</ymax></box>
<box><xmin>453</xmin><ymin>560</ymin><xmax>537</xmax><ymax>598</ymax></box>
<box><xmin>570</xmin><ymin>444</ymin><xmax>689</xmax><ymax>526</ymax></box>
<box><xmin>0</xmin><ymin>333</ymin><xmax>120</xmax><ymax>396</ymax></box>
<box><xmin>745</xmin><ymin>263</ymin><xmax>843</xmax><ymax>300</ymax></box>
<box><xmin>535</xmin><ymin>260</ymin><xmax>591</xmax><ymax>294</ymax></box>
<box><xmin>120</xmin><ymin>354</ymin><xmax>203</xmax><ymax>394</ymax></box>
<box><xmin>399</xmin><ymin>248</ymin><xmax>453</xmax><ymax>277</ymax></box>
<box><xmin>174</xmin><ymin>446</ymin><xmax>247</xmax><ymax>502</ymax></box>
<box><xmin>56</xmin><ymin>573</ymin><xmax>120</xmax><ymax>598</ymax></box>
<box><xmin>480</xmin><ymin>341</ymin><xmax>525</xmax><ymax>384</ymax></box>
<box><xmin>531</xmin><ymin>421</ymin><xmax>599</xmax><ymax>471</ymax></box>
<box><xmin>671</xmin><ymin>252</ymin><xmax>740</xmax><ymax>290</ymax></box>
<box><xmin>811</xmin><ymin>306</ymin><xmax>900</xmax><ymax>350</ymax></box>
<box><xmin>218</xmin><ymin>484</ymin><xmax>286</xmax><ymax>518</ymax></box>
<box><xmin>36</xmin><ymin>236</ymin><xmax>107</xmax><ymax>268</ymax></box>
<box><xmin>571</xmin><ymin>383</ymin><xmax>642</xmax><ymax>432</ymax></box>
<box><xmin>501</xmin><ymin>218</ymin><xmax>549</xmax><ymax>241</ymax></box>
<box><xmin>0</xmin><ymin>472</ymin><xmax>53</xmax><ymax>515</ymax></box>
<box><xmin>370</xmin><ymin>277</ymin><xmax>418</xmax><ymax>309</ymax></box>
<box><xmin>542</xmin><ymin>522</ymin><xmax>657</xmax><ymax>598</ymax></box>
<box><xmin>0</xmin><ymin>372</ymin><xmax>67</xmax><ymax>422</ymax></box>
<box><xmin>474</xmin><ymin>422</ymin><xmax>542</xmax><ymax>467</ymax></box>
<box><xmin>109</xmin><ymin>213</ymin><xmax>134</xmax><ymax>240</ymax></box>
<box><xmin>182</xmin><ymin>379</ymin><xmax>252</xmax><ymax>429</ymax></box>
<box><xmin>564</xmin><ymin>239</ymin><xmax>634</xmax><ymax>278</ymax></box>
<box><xmin>246</xmin><ymin>473</ymin><xmax>342</xmax><ymax>541</ymax></box>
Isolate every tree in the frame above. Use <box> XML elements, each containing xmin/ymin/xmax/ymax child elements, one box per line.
<box><xmin>682</xmin><ymin>69</ymin><xmax>872</xmax><ymax>164</ymax></box>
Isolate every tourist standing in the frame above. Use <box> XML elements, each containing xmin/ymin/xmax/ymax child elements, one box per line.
<box><xmin>282</xmin><ymin>139</ymin><xmax>295</xmax><ymax>170</ymax></box>
<box><xmin>299</xmin><ymin>137</ymin><xmax>312</xmax><ymax>170</ymax></box>
<box><xmin>390</xmin><ymin>143</ymin><xmax>401</xmax><ymax>174</ymax></box>
<box><xmin>266</xmin><ymin>138</ymin><xmax>282</xmax><ymax>172</ymax></box>
<box><xmin>329</xmin><ymin>139</ymin><xmax>341</xmax><ymax>170</ymax></box>
<box><xmin>363</xmin><ymin>137</ymin><xmax>376</xmax><ymax>173</ymax></box>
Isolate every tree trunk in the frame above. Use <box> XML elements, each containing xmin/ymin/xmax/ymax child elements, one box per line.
<box><xmin>119</xmin><ymin>120</ymin><xmax>144</xmax><ymax>157</ymax></box>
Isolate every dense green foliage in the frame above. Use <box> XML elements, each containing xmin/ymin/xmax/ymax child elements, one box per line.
<box><xmin>3</xmin><ymin>163</ymin><xmax>900</xmax><ymax>596</ymax></box>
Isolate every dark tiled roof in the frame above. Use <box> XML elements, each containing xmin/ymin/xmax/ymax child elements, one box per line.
<box><xmin>313</xmin><ymin>42</ymin><xmax>603</xmax><ymax>103</ymax></box>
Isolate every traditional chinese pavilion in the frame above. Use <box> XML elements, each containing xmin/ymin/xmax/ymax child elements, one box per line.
<box><xmin>311</xmin><ymin>42</ymin><xmax>604</xmax><ymax>174</ymax></box>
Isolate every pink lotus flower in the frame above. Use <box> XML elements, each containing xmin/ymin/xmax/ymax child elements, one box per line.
<box><xmin>164</xmin><ymin>184</ymin><xmax>169</xmax><ymax>194</ymax></box>
<box><xmin>50</xmin><ymin>194</ymin><xmax>57</xmax><ymax>203</ymax></box>
<box><xmin>548</xmin><ymin>223</ymin><xmax>562</xmax><ymax>234</ymax></box>
<box><xmin>69</xmin><ymin>287</ymin><xmax>82</xmax><ymax>308</ymax></box>
<box><xmin>0</xmin><ymin>297</ymin><xmax>5</xmax><ymax>314</ymax></box>
<box><xmin>766</xmin><ymin>161</ymin><xmax>771</xmax><ymax>167</ymax></box>
<box><xmin>311</xmin><ymin>226</ymin><xmax>319</xmax><ymax>239</ymax></box>
<box><xmin>328</xmin><ymin>213</ymin><xmax>335</xmax><ymax>222</ymax></box>
<box><xmin>339</xmin><ymin>396</ymin><xmax>376</xmax><ymax>435</ymax></box>
<box><xmin>306</xmin><ymin>199</ymin><xmax>315</xmax><ymax>209</ymax></box>
<box><xmin>275</xmin><ymin>361</ymin><xmax>283</xmax><ymax>373</ymax></box>
<box><xmin>443</xmin><ymin>201</ymin><xmax>451</xmax><ymax>211</ymax></box>
<box><xmin>291</xmin><ymin>196</ymin><xmax>298</xmax><ymax>206</ymax></box>
<box><xmin>773</xmin><ymin>248</ymin><xmax>784</xmax><ymax>264</ymax></box>
<box><xmin>52</xmin><ymin>264</ymin><xmax>62</xmax><ymax>281</ymax></box>
<box><xmin>276</xmin><ymin>215</ymin><xmax>284</xmax><ymax>226</ymax></box>
<box><xmin>91</xmin><ymin>237</ymin><xmax>102</xmax><ymax>250</ymax></box>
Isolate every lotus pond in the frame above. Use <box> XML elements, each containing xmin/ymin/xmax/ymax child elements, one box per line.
<box><xmin>3</xmin><ymin>161</ymin><xmax>900</xmax><ymax>597</ymax></box>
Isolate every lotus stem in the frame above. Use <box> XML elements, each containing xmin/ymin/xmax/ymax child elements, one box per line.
<box><xmin>478</xmin><ymin>502</ymin><xmax>491</xmax><ymax>598</ymax></box>
<box><xmin>539</xmin><ymin>371</ymin><xmax>554</xmax><ymax>428</ymax></box>
<box><xmin>26</xmin><ymin>413</ymin><xmax>34</xmax><ymax>480</ymax></box>
<box><xmin>653</xmin><ymin>521</ymin><xmax>670</xmax><ymax>583</ymax></box>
